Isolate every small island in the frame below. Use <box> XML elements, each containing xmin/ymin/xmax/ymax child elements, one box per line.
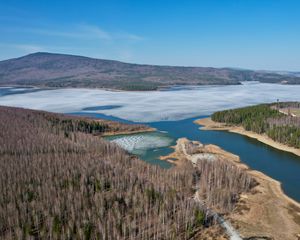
<box><xmin>195</xmin><ymin>102</ymin><xmax>300</xmax><ymax>157</ymax></box>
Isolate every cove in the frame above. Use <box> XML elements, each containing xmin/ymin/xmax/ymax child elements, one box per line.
<box><xmin>149</xmin><ymin>116</ymin><xmax>300</xmax><ymax>202</ymax></box>
<box><xmin>79</xmin><ymin>111</ymin><xmax>300</xmax><ymax>202</ymax></box>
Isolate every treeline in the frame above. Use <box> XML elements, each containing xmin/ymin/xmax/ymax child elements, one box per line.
<box><xmin>211</xmin><ymin>102</ymin><xmax>300</xmax><ymax>148</ymax></box>
<box><xmin>43</xmin><ymin>79</ymin><xmax>162</xmax><ymax>91</ymax></box>
<box><xmin>0</xmin><ymin>106</ymin><xmax>211</xmax><ymax>239</ymax></box>
<box><xmin>276</xmin><ymin>101</ymin><xmax>300</xmax><ymax>109</ymax></box>
<box><xmin>45</xmin><ymin>114</ymin><xmax>148</xmax><ymax>135</ymax></box>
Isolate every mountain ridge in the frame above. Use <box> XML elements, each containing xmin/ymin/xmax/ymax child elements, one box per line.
<box><xmin>1</xmin><ymin>52</ymin><xmax>300</xmax><ymax>90</ymax></box>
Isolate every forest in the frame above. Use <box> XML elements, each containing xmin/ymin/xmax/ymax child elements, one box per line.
<box><xmin>211</xmin><ymin>102</ymin><xmax>300</xmax><ymax>148</ymax></box>
<box><xmin>0</xmin><ymin>106</ymin><xmax>255</xmax><ymax>239</ymax></box>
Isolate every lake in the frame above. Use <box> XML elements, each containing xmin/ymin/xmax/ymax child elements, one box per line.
<box><xmin>0</xmin><ymin>83</ymin><xmax>300</xmax><ymax>202</ymax></box>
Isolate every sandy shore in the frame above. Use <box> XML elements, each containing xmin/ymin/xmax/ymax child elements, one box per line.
<box><xmin>160</xmin><ymin>138</ymin><xmax>300</xmax><ymax>239</ymax></box>
<box><xmin>195</xmin><ymin>117</ymin><xmax>300</xmax><ymax>157</ymax></box>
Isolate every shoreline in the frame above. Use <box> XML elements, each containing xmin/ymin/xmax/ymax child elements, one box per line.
<box><xmin>195</xmin><ymin>117</ymin><xmax>300</xmax><ymax>157</ymax></box>
<box><xmin>0</xmin><ymin>83</ymin><xmax>242</xmax><ymax>92</ymax></box>
<box><xmin>101</xmin><ymin>127</ymin><xmax>156</xmax><ymax>137</ymax></box>
<box><xmin>160</xmin><ymin>138</ymin><xmax>300</xmax><ymax>239</ymax></box>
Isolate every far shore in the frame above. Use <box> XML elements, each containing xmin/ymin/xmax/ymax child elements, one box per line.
<box><xmin>195</xmin><ymin>117</ymin><xmax>300</xmax><ymax>157</ymax></box>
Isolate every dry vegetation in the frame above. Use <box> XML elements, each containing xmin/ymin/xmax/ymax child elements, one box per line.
<box><xmin>0</xmin><ymin>106</ymin><xmax>256</xmax><ymax>239</ymax></box>
<box><xmin>195</xmin><ymin>159</ymin><xmax>256</xmax><ymax>213</ymax></box>
<box><xmin>170</xmin><ymin>139</ymin><xmax>256</xmax><ymax>214</ymax></box>
<box><xmin>0</xmin><ymin>106</ymin><xmax>213</xmax><ymax>239</ymax></box>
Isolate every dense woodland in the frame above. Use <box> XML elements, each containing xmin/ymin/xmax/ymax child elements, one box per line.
<box><xmin>0</xmin><ymin>106</ymin><xmax>254</xmax><ymax>239</ymax></box>
<box><xmin>212</xmin><ymin>102</ymin><xmax>300</xmax><ymax>148</ymax></box>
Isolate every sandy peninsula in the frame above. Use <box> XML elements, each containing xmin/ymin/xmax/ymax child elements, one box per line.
<box><xmin>160</xmin><ymin>138</ymin><xmax>300</xmax><ymax>240</ymax></box>
<box><xmin>195</xmin><ymin>117</ymin><xmax>300</xmax><ymax>157</ymax></box>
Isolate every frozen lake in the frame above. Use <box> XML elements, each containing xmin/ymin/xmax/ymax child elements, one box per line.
<box><xmin>1</xmin><ymin>82</ymin><xmax>300</xmax><ymax>122</ymax></box>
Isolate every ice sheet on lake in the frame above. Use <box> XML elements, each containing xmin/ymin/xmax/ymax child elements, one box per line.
<box><xmin>109</xmin><ymin>133</ymin><xmax>173</xmax><ymax>154</ymax></box>
<box><xmin>1</xmin><ymin>83</ymin><xmax>300</xmax><ymax>122</ymax></box>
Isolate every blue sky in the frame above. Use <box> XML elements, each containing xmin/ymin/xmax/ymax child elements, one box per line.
<box><xmin>0</xmin><ymin>0</ymin><xmax>299</xmax><ymax>71</ymax></box>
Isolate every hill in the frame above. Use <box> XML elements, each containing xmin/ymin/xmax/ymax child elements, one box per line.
<box><xmin>1</xmin><ymin>52</ymin><xmax>299</xmax><ymax>90</ymax></box>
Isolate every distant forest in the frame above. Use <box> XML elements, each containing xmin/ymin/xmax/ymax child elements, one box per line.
<box><xmin>0</xmin><ymin>106</ymin><xmax>254</xmax><ymax>239</ymax></box>
<box><xmin>212</xmin><ymin>102</ymin><xmax>300</xmax><ymax>148</ymax></box>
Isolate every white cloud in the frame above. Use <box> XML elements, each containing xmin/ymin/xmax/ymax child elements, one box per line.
<box><xmin>78</xmin><ymin>24</ymin><xmax>111</xmax><ymax>40</ymax></box>
<box><xmin>116</xmin><ymin>33</ymin><xmax>144</xmax><ymax>41</ymax></box>
<box><xmin>18</xmin><ymin>24</ymin><xmax>142</xmax><ymax>42</ymax></box>
<box><xmin>0</xmin><ymin>24</ymin><xmax>143</xmax><ymax>60</ymax></box>
<box><xmin>23</xmin><ymin>24</ymin><xmax>111</xmax><ymax>40</ymax></box>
